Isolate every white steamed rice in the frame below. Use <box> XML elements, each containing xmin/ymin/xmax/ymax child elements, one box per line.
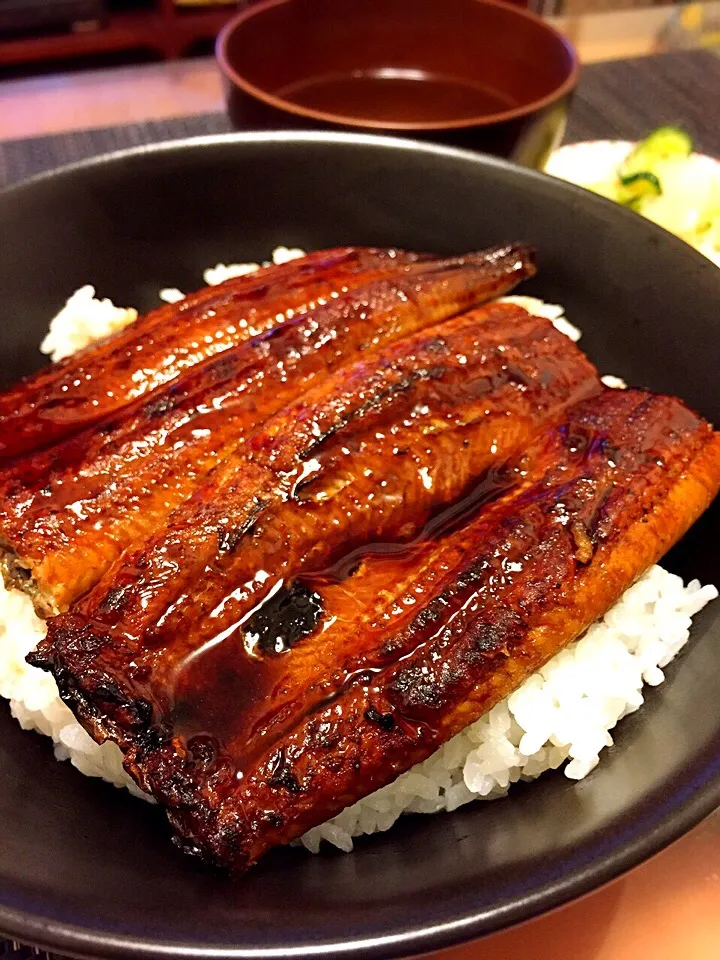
<box><xmin>1</xmin><ymin>249</ymin><xmax>715</xmax><ymax>854</ymax></box>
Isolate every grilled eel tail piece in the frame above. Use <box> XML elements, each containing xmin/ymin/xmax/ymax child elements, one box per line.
<box><xmin>0</xmin><ymin>244</ymin><xmax>488</xmax><ymax>459</ymax></box>
<box><xmin>30</xmin><ymin>389</ymin><xmax>720</xmax><ymax>870</ymax></box>
<box><xmin>0</xmin><ymin>248</ymin><xmax>537</xmax><ymax>615</ymax></box>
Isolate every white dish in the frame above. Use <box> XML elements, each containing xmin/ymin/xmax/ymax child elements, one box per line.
<box><xmin>546</xmin><ymin>140</ymin><xmax>720</xmax><ymax>267</ymax></box>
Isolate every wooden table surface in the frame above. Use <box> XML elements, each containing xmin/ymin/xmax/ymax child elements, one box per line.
<box><xmin>0</xmin><ymin>48</ymin><xmax>718</xmax><ymax>960</ymax></box>
<box><xmin>436</xmin><ymin>808</ymin><xmax>720</xmax><ymax>959</ymax></box>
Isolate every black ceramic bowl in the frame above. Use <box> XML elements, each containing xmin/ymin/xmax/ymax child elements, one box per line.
<box><xmin>0</xmin><ymin>132</ymin><xmax>718</xmax><ymax>960</ymax></box>
<box><xmin>216</xmin><ymin>0</ymin><xmax>578</xmax><ymax>168</ymax></box>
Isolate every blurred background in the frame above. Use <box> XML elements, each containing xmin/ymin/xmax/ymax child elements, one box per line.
<box><xmin>1</xmin><ymin>0</ymin><xmax>719</xmax><ymax>140</ymax></box>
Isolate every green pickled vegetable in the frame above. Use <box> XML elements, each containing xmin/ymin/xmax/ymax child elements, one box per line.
<box><xmin>551</xmin><ymin>126</ymin><xmax>720</xmax><ymax>266</ymax></box>
<box><xmin>621</xmin><ymin>126</ymin><xmax>693</xmax><ymax>178</ymax></box>
<box><xmin>617</xmin><ymin>171</ymin><xmax>662</xmax><ymax>207</ymax></box>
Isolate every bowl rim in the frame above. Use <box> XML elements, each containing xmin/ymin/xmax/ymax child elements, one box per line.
<box><xmin>0</xmin><ymin>130</ymin><xmax>719</xmax><ymax>960</ymax></box>
<box><xmin>215</xmin><ymin>0</ymin><xmax>580</xmax><ymax>132</ymax></box>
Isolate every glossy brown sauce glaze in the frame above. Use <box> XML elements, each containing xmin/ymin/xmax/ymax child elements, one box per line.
<box><xmin>31</xmin><ymin>389</ymin><xmax>720</xmax><ymax>870</ymax></box>
<box><xmin>0</xmin><ymin>246</ymin><xmax>535</xmax><ymax>614</ymax></box>
<box><xmin>165</xmin><ymin>391</ymin><xmax>709</xmax><ymax>764</ymax></box>
<box><xmin>37</xmin><ymin>306</ymin><xmax>599</xmax><ymax>757</ymax></box>
<box><xmin>0</xmin><ymin>247</ymin><xmax>426</xmax><ymax>459</ymax></box>
<box><xmin>170</xmin><ymin>463</ymin><xmax>517</xmax><ymax>762</ymax></box>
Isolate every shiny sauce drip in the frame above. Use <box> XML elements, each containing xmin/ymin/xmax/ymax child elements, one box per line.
<box><xmin>167</xmin><ymin>464</ymin><xmax>518</xmax><ymax>763</ymax></box>
<box><xmin>300</xmin><ymin>463</ymin><xmax>516</xmax><ymax>586</ymax></box>
<box><xmin>243</xmin><ymin>582</ymin><xmax>324</xmax><ymax>657</ymax></box>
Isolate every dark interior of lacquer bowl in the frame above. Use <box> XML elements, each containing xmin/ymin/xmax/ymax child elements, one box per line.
<box><xmin>0</xmin><ymin>134</ymin><xmax>718</xmax><ymax>960</ymax></box>
<box><xmin>218</xmin><ymin>0</ymin><xmax>576</xmax><ymax>127</ymax></box>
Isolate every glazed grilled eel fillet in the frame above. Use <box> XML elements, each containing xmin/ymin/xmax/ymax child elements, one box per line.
<box><xmin>36</xmin><ymin>300</ymin><xmax>599</xmax><ymax>659</ymax></box>
<box><xmin>30</xmin><ymin>389</ymin><xmax>720</xmax><ymax>870</ymax></box>
<box><xmin>0</xmin><ymin>248</ymin><xmax>536</xmax><ymax>615</ymax></box>
<box><xmin>0</xmin><ymin>246</ymin><xmax>433</xmax><ymax>459</ymax></box>
<box><xmin>32</xmin><ymin>305</ymin><xmax>597</xmax><ymax>825</ymax></box>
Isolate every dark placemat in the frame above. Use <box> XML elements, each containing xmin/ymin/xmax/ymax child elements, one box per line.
<box><xmin>0</xmin><ymin>113</ymin><xmax>231</xmax><ymax>190</ymax></box>
<box><xmin>1</xmin><ymin>49</ymin><xmax>719</xmax><ymax>190</ymax></box>
<box><xmin>0</xmin><ymin>44</ymin><xmax>718</xmax><ymax>960</ymax></box>
<box><xmin>565</xmin><ymin>48</ymin><xmax>720</xmax><ymax>152</ymax></box>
